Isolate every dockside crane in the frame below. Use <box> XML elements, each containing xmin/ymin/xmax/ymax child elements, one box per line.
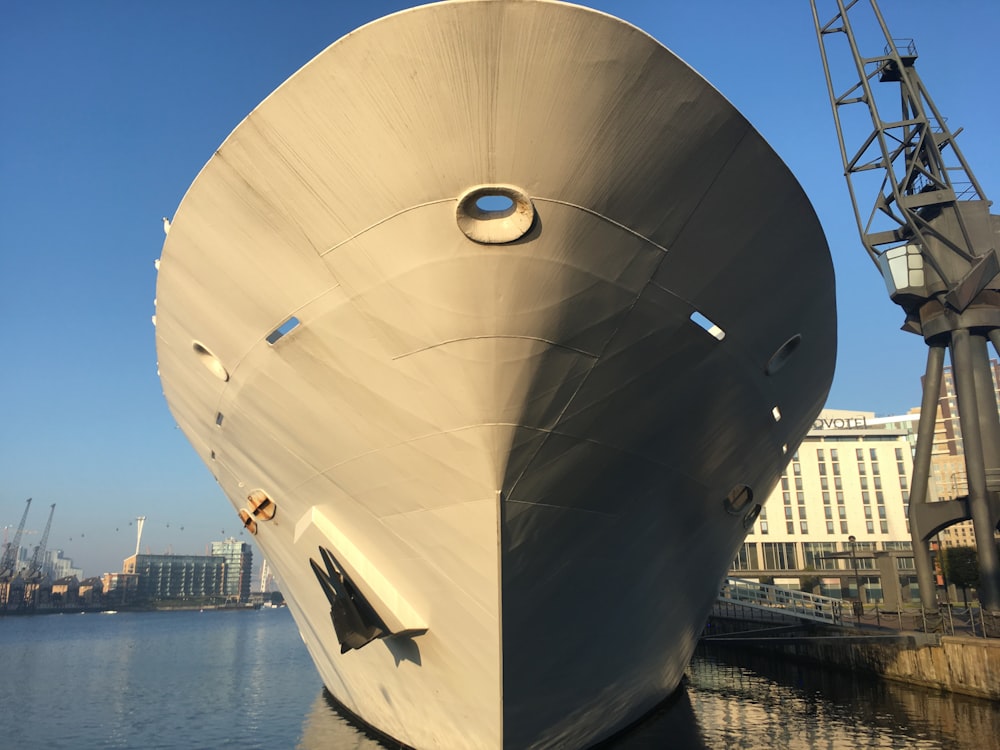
<box><xmin>0</xmin><ymin>498</ymin><xmax>32</xmax><ymax>579</ymax></box>
<box><xmin>26</xmin><ymin>504</ymin><xmax>55</xmax><ymax>581</ymax></box>
<box><xmin>809</xmin><ymin>0</ymin><xmax>1000</xmax><ymax>619</ymax></box>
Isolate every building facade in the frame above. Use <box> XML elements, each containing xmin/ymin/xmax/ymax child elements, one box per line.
<box><xmin>731</xmin><ymin>409</ymin><xmax>917</xmax><ymax>602</ymax></box>
<box><xmin>210</xmin><ymin>538</ymin><xmax>253</xmax><ymax>602</ymax></box>
<box><xmin>123</xmin><ymin>553</ymin><xmax>226</xmax><ymax>602</ymax></box>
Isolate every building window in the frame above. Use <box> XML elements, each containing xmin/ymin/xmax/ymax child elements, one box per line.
<box><xmin>899</xmin><ymin>476</ymin><xmax>908</xmax><ymax>490</ymax></box>
<box><xmin>856</xmin><ymin>448</ymin><xmax>864</xmax><ymax>460</ymax></box>
<box><xmin>817</xmin><ymin>449</ymin><xmax>826</xmax><ymax>462</ymax></box>
<box><xmin>781</xmin><ymin>477</ymin><xmax>789</xmax><ymax>491</ymax></box>
<box><xmin>824</xmin><ymin>507</ymin><xmax>833</xmax><ymax>519</ymax></box>
<box><xmin>880</xmin><ymin>521</ymin><xmax>889</xmax><ymax>534</ymax></box>
<box><xmin>762</xmin><ymin>542</ymin><xmax>798</xmax><ymax>570</ymax></box>
<box><xmin>821</xmin><ymin>477</ymin><xmax>829</xmax><ymax>490</ymax></box>
<box><xmin>831</xmin><ymin>449</ymin><xmax>839</xmax><ymax>461</ymax></box>
<box><xmin>800</xmin><ymin>520</ymin><xmax>808</xmax><ymax>534</ymax></box>
<box><xmin>860</xmin><ymin>476</ymin><xmax>869</xmax><ymax>489</ymax></box>
<box><xmin>864</xmin><ymin>506</ymin><xmax>872</xmax><ymax>519</ymax></box>
<box><xmin>872</xmin><ymin>463</ymin><xmax>881</xmax><ymax>476</ymax></box>
<box><xmin>731</xmin><ymin>543</ymin><xmax>759</xmax><ymax>571</ymax></box>
<box><xmin>858</xmin><ymin>462</ymin><xmax>867</xmax><ymax>475</ymax></box>
<box><xmin>822</xmin><ymin>492</ymin><xmax>830</xmax><ymax>504</ymax></box>
<box><xmin>866</xmin><ymin>520</ymin><xmax>875</xmax><ymax>533</ymax></box>
<box><xmin>874</xmin><ymin>477</ymin><xmax>882</xmax><ymax>490</ymax></box>
<box><xmin>878</xmin><ymin>506</ymin><xmax>887</xmax><ymax>519</ymax></box>
<box><xmin>836</xmin><ymin>491</ymin><xmax>844</xmax><ymax>503</ymax></box>
<box><xmin>794</xmin><ymin>462</ymin><xmax>802</xmax><ymax>476</ymax></box>
<box><xmin>787</xmin><ymin>521</ymin><xmax>795</xmax><ymax>534</ymax></box>
<box><xmin>833</xmin><ymin>462</ymin><xmax>841</xmax><ymax>476</ymax></box>
<box><xmin>826</xmin><ymin>521</ymin><xmax>835</xmax><ymax>534</ymax></box>
<box><xmin>797</xmin><ymin>492</ymin><xmax>805</xmax><ymax>505</ymax></box>
<box><xmin>862</xmin><ymin>491</ymin><xmax>870</xmax><ymax>504</ymax></box>
<box><xmin>819</xmin><ymin>463</ymin><xmax>827</xmax><ymax>476</ymax></box>
<box><xmin>795</xmin><ymin>477</ymin><xmax>803</xmax><ymax>491</ymax></box>
<box><xmin>785</xmin><ymin>507</ymin><xmax>793</xmax><ymax>519</ymax></box>
<box><xmin>870</xmin><ymin>448</ymin><xmax>878</xmax><ymax>460</ymax></box>
<box><xmin>895</xmin><ymin>448</ymin><xmax>904</xmax><ymax>461</ymax></box>
<box><xmin>840</xmin><ymin>521</ymin><xmax>849</xmax><ymax>534</ymax></box>
<box><xmin>760</xmin><ymin>521</ymin><xmax>769</xmax><ymax>534</ymax></box>
<box><xmin>834</xmin><ymin>477</ymin><xmax>843</xmax><ymax>490</ymax></box>
<box><xmin>803</xmin><ymin>541</ymin><xmax>838</xmax><ymax>569</ymax></box>
<box><xmin>838</xmin><ymin>506</ymin><xmax>847</xmax><ymax>519</ymax></box>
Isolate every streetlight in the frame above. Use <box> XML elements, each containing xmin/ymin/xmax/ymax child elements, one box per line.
<box><xmin>848</xmin><ymin>534</ymin><xmax>861</xmax><ymax>623</ymax></box>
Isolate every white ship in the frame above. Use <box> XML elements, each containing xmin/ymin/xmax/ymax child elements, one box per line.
<box><xmin>154</xmin><ymin>2</ymin><xmax>836</xmax><ymax>747</ymax></box>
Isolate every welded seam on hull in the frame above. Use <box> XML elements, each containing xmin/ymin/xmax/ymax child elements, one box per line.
<box><xmin>318</xmin><ymin>198</ymin><xmax>457</xmax><ymax>257</ymax></box>
<box><xmin>392</xmin><ymin>335</ymin><xmax>600</xmax><ymax>361</ymax></box>
<box><xmin>531</xmin><ymin>197</ymin><xmax>672</xmax><ymax>254</ymax></box>
<box><xmin>496</xmin><ymin>488</ymin><xmax>504</xmax><ymax>750</ymax></box>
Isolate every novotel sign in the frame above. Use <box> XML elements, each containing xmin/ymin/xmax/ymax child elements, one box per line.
<box><xmin>813</xmin><ymin>415</ymin><xmax>868</xmax><ymax>430</ymax></box>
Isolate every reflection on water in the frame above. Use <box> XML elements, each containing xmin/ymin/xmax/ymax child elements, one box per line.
<box><xmin>297</xmin><ymin>645</ymin><xmax>1000</xmax><ymax>749</ymax></box>
<box><xmin>682</xmin><ymin>647</ymin><xmax>1000</xmax><ymax>749</ymax></box>
<box><xmin>2</xmin><ymin>609</ymin><xmax>995</xmax><ymax>749</ymax></box>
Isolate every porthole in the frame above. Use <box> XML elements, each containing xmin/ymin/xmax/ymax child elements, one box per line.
<box><xmin>742</xmin><ymin>503</ymin><xmax>763</xmax><ymax>530</ymax></box>
<box><xmin>456</xmin><ymin>185</ymin><xmax>534</xmax><ymax>244</ymax></box>
<box><xmin>766</xmin><ymin>334</ymin><xmax>802</xmax><ymax>375</ymax></box>
<box><xmin>723</xmin><ymin>485</ymin><xmax>753</xmax><ymax>515</ymax></box>
<box><xmin>690</xmin><ymin>311</ymin><xmax>725</xmax><ymax>341</ymax></box>
<box><xmin>266</xmin><ymin>316</ymin><xmax>300</xmax><ymax>344</ymax></box>
<box><xmin>193</xmin><ymin>341</ymin><xmax>229</xmax><ymax>382</ymax></box>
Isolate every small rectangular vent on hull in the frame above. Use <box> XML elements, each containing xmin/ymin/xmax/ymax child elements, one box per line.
<box><xmin>266</xmin><ymin>316</ymin><xmax>300</xmax><ymax>344</ymax></box>
<box><xmin>690</xmin><ymin>311</ymin><xmax>725</xmax><ymax>341</ymax></box>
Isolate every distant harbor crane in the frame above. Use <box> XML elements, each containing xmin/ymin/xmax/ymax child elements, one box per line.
<box><xmin>26</xmin><ymin>504</ymin><xmax>55</xmax><ymax>580</ymax></box>
<box><xmin>0</xmin><ymin>498</ymin><xmax>32</xmax><ymax>579</ymax></box>
<box><xmin>810</xmin><ymin>0</ymin><xmax>1000</xmax><ymax>618</ymax></box>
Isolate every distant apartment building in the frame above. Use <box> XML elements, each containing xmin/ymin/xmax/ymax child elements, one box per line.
<box><xmin>123</xmin><ymin>553</ymin><xmax>226</xmax><ymax>601</ymax></box>
<box><xmin>923</xmin><ymin>358</ymin><xmax>1000</xmax><ymax>457</ymax></box>
<box><xmin>45</xmin><ymin>549</ymin><xmax>84</xmax><ymax>581</ymax></box>
<box><xmin>211</xmin><ymin>538</ymin><xmax>253</xmax><ymax>603</ymax></box>
<box><xmin>731</xmin><ymin>409</ymin><xmax>917</xmax><ymax>602</ymax></box>
<box><xmin>925</xmin><ymin>359</ymin><xmax>1000</xmax><ymax>550</ymax></box>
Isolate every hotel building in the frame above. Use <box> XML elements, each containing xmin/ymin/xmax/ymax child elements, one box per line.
<box><xmin>731</xmin><ymin>408</ymin><xmax>917</xmax><ymax>602</ymax></box>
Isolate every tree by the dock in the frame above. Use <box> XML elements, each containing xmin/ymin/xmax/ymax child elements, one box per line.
<box><xmin>941</xmin><ymin>546</ymin><xmax>979</xmax><ymax>608</ymax></box>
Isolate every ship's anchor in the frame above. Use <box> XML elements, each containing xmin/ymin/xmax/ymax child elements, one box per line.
<box><xmin>310</xmin><ymin>546</ymin><xmax>390</xmax><ymax>653</ymax></box>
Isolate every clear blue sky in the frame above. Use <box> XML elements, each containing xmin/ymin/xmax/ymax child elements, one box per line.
<box><xmin>2</xmin><ymin>1</ymin><xmax>997</xmax><ymax>577</ymax></box>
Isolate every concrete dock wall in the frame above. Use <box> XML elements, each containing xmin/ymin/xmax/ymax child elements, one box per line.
<box><xmin>711</xmin><ymin>632</ymin><xmax>999</xmax><ymax>700</ymax></box>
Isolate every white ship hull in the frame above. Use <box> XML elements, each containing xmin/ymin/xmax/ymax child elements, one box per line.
<box><xmin>155</xmin><ymin>2</ymin><xmax>836</xmax><ymax>747</ymax></box>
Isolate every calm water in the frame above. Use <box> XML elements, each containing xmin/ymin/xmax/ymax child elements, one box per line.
<box><xmin>1</xmin><ymin>608</ymin><xmax>997</xmax><ymax>749</ymax></box>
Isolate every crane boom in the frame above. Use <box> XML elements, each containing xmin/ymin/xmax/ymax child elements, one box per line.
<box><xmin>810</xmin><ymin>0</ymin><xmax>998</xmax><ymax>320</ymax></box>
<box><xmin>1</xmin><ymin>498</ymin><xmax>32</xmax><ymax>578</ymax></box>
<box><xmin>810</xmin><ymin>0</ymin><xmax>1000</xmax><ymax>620</ymax></box>
<box><xmin>27</xmin><ymin>504</ymin><xmax>55</xmax><ymax>579</ymax></box>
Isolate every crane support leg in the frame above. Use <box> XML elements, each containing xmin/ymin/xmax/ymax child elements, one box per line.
<box><xmin>957</xmin><ymin>331</ymin><xmax>1000</xmax><ymax>612</ymax></box>
<box><xmin>909</xmin><ymin>344</ymin><xmax>945</xmax><ymax>622</ymax></box>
